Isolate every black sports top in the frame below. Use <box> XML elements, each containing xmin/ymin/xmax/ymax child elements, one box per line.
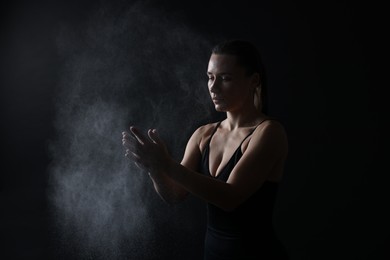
<box><xmin>199</xmin><ymin>120</ymin><xmax>287</xmax><ymax>259</ymax></box>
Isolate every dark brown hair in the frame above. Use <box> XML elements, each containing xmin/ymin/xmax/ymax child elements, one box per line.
<box><xmin>211</xmin><ymin>39</ymin><xmax>268</xmax><ymax>112</ymax></box>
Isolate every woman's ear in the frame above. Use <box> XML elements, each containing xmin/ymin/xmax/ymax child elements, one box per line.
<box><xmin>251</xmin><ymin>72</ymin><xmax>261</xmax><ymax>87</ymax></box>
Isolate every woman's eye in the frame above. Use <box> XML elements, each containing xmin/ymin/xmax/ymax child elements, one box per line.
<box><xmin>222</xmin><ymin>77</ymin><xmax>231</xmax><ymax>81</ymax></box>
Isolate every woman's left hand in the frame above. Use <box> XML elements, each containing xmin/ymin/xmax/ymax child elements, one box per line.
<box><xmin>122</xmin><ymin>126</ymin><xmax>171</xmax><ymax>173</ymax></box>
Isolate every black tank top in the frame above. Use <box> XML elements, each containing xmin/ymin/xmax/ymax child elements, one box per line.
<box><xmin>200</xmin><ymin>120</ymin><xmax>279</xmax><ymax>237</ymax></box>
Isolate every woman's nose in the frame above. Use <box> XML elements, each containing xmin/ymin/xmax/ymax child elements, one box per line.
<box><xmin>209</xmin><ymin>79</ymin><xmax>220</xmax><ymax>93</ymax></box>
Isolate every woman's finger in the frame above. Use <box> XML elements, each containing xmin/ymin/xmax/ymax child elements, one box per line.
<box><xmin>122</xmin><ymin>131</ymin><xmax>139</xmax><ymax>143</ymax></box>
<box><xmin>129</xmin><ymin>154</ymin><xmax>149</xmax><ymax>171</ymax></box>
<box><xmin>134</xmin><ymin>161</ymin><xmax>150</xmax><ymax>171</ymax></box>
<box><xmin>129</xmin><ymin>126</ymin><xmax>148</xmax><ymax>145</ymax></box>
<box><xmin>122</xmin><ymin>133</ymin><xmax>139</xmax><ymax>150</ymax></box>
<box><xmin>125</xmin><ymin>149</ymin><xmax>143</xmax><ymax>163</ymax></box>
<box><xmin>147</xmin><ymin>129</ymin><xmax>156</xmax><ymax>144</ymax></box>
<box><xmin>122</xmin><ymin>137</ymin><xmax>135</xmax><ymax>149</ymax></box>
<box><xmin>134</xmin><ymin>162</ymin><xmax>143</xmax><ymax>170</ymax></box>
<box><xmin>148</xmin><ymin>129</ymin><xmax>162</xmax><ymax>145</ymax></box>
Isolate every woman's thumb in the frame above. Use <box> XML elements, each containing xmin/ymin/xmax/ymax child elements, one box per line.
<box><xmin>148</xmin><ymin>129</ymin><xmax>161</xmax><ymax>144</ymax></box>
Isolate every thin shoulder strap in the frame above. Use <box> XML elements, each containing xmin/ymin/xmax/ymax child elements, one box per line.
<box><xmin>239</xmin><ymin>118</ymin><xmax>270</xmax><ymax>146</ymax></box>
<box><xmin>206</xmin><ymin>121</ymin><xmax>222</xmax><ymax>147</ymax></box>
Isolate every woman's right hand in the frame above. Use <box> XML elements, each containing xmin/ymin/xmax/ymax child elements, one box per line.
<box><xmin>122</xmin><ymin>126</ymin><xmax>172</xmax><ymax>174</ymax></box>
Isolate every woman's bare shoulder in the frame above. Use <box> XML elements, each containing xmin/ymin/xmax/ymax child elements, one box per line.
<box><xmin>193</xmin><ymin>122</ymin><xmax>219</xmax><ymax>135</ymax></box>
<box><xmin>256</xmin><ymin>118</ymin><xmax>287</xmax><ymax>133</ymax></box>
<box><xmin>190</xmin><ymin>122</ymin><xmax>220</xmax><ymax>148</ymax></box>
<box><xmin>252</xmin><ymin>118</ymin><xmax>288</xmax><ymax>149</ymax></box>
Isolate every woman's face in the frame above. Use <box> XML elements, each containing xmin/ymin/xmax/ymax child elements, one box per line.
<box><xmin>207</xmin><ymin>54</ymin><xmax>256</xmax><ymax>112</ymax></box>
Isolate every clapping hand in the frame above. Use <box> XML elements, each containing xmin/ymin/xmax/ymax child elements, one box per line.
<box><xmin>122</xmin><ymin>126</ymin><xmax>171</xmax><ymax>174</ymax></box>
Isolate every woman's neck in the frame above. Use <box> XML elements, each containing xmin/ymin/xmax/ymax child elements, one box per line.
<box><xmin>225</xmin><ymin>108</ymin><xmax>265</xmax><ymax>130</ymax></box>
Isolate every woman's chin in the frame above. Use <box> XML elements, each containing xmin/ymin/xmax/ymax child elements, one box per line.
<box><xmin>214</xmin><ymin>105</ymin><xmax>227</xmax><ymax>112</ymax></box>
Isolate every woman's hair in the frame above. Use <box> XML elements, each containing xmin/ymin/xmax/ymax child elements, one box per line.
<box><xmin>211</xmin><ymin>39</ymin><xmax>268</xmax><ymax>113</ymax></box>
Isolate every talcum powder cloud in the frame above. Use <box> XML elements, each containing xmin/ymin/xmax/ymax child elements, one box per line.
<box><xmin>47</xmin><ymin>1</ymin><xmax>216</xmax><ymax>259</ymax></box>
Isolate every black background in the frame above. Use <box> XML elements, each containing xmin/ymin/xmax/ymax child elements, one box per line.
<box><xmin>0</xmin><ymin>0</ymin><xmax>388</xmax><ymax>259</ymax></box>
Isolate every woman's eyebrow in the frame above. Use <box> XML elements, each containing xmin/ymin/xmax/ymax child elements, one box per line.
<box><xmin>207</xmin><ymin>72</ymin><xmax>233</xmax><ymax>75</ymax></box>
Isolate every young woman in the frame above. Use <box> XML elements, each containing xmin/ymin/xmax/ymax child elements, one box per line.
<box><xmin>122</xmin><ymin>39</ymin><xmax>289</xmax><ymax>259</ymax></box>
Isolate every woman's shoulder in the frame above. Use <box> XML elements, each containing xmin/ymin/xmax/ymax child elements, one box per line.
<box><xmin>249</xmin><ymin>117</ymin><xmax>288</xmax><ymax>144</ymax></box>
<box><xmin>193</xmin><ymin>121</ymin><xmax>220</xmax><ymax>138</ymax></box>
<box><xmin>252</xmin><ymin>118</ymin><xmax>288</xmax><ymax>146</ymax></box>
<box><xmin>189</xmin><ymin>121</ymin><xmax>221</xmax><ymax>149</ymax></box>
<box><xmin>257</xmin><ymin>117</ymin><xmax>286</xmax><ymax>131</ymax></box>
<box><xmin>197</xmin><ymin>121</ymin><xmax>220</xmax><ymax>132</ymax></box>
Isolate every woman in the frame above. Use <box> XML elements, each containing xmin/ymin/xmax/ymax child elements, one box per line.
<box><xmin>122</xmin><ymin>39</ymin><xmax>289</xmax><ymax>259</ymax></box>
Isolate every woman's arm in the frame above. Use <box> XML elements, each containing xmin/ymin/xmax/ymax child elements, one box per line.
<box><xmin>147</xmin><ymin>127</ymin><xmax>206</xmax><ymax>204</ymax></box>
<box><xmin>163</xmin><ymin>121</ymin><xmax>288</xmax><ymax>211</ymax></box>
<box><xmin>124</xmin><ymin>121</ymin><xmax>287</xmax><ymax>211</ymax></box>
<box><xmin>122</xmin><ymin>126</ymin><xmax>203</xmax><ymax>205</ymax></box>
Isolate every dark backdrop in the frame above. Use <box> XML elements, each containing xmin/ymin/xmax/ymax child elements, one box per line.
<box><xmin>0</xmin><ymin>0</ymin><xmax>387</xmax><ymax>259</ymax></box>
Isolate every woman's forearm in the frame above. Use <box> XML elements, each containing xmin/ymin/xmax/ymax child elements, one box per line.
<box><xmin>148</xmin><ymin>169</ymin><xmax>189</xmax><ymax>205</ymax></box>
<box><xmin>165</xmin><ymin>160</ymin><xmax>238</xmax><ymax>211</ymax></box>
